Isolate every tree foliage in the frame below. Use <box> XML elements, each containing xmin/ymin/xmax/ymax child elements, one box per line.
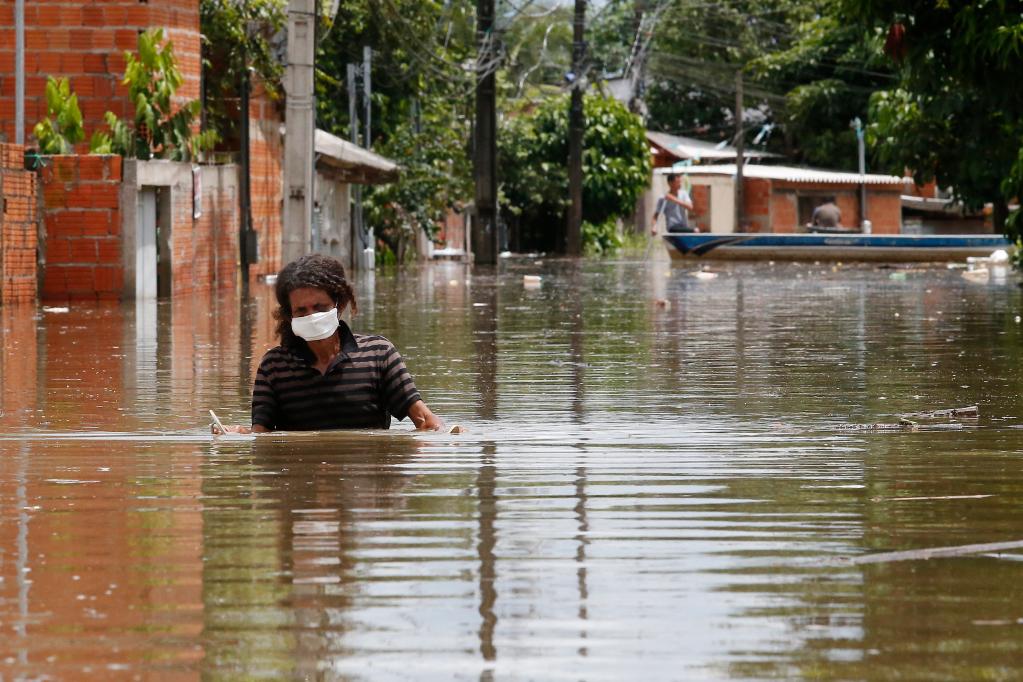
<box><xmin>840</xmin><ymin>0</ymin><xmax>1023</xmax><ymax>230</ymax></box>
<box><xmin>500</xmin><ymin>93</ymin><xmax>651</xmax><ymax>252</ymax></box>
<box><xmin>314</xmin><ymin>1</ymin><xmax>476</xmax><ymax>261</ymax></box>
<box><xmin>33</xmin><ymin>77</ymin><xmax>85</xmax><ymax>154</ymax></box>
<box><xmin>91</xmin><ymin>29</ymin><xmax>217</xmax><ymax>161</ymax></box>
<box><xmin>200</xmin><ymin>0</ymin><xmax>287</xmax><ymax>148</ymax></box>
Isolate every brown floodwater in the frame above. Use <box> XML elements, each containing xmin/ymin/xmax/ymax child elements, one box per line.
<box><xmin>2</xmin><ymin>253</ymin><xmax>1023</xmax><ymax>680</ymax></box>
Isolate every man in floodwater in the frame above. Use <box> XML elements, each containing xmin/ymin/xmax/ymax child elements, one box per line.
<box><xmin>217</xmin><ymin>253</ymin><xmax>442</xmax><ymax>433</ymax></box>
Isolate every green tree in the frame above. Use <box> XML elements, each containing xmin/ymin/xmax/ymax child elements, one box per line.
<box><xmin>33</xmin><ymin>76</ymin><xmax>85</xmax><ymax>154</ymax></box>
<box><xmin>315</xmin><ymin>1</ymin><xmax>476</xmax><ymax>261</ymax></box>
<box><xmin>91</xmin><ymin>28</ymin><xmax>217</xmax><ymax>161</ymax></box>
<box><xmin>500</xmin><ymin>92</ymin><xmax>651</xmax><ymax>253</ymax></box>
<box><xmin>841</xmin><ymin>0</ymin><xmax>1023</xmax><ymax>231</ymax></box>
<box><xmin>200</xmin><ymin>0</ymin><xmax>287</xmax><ymax>149</ymax></box>
<box><xmin>750</xmin><ymin>11</ymin><xmax>894</xmax><ymax>170</ymax></box>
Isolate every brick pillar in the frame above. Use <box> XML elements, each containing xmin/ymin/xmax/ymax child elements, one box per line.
<box><xmin>40</xmin><ymin>154</ymin><xmax>123</xmax><ymax>301</ymax></box>
<box><xmin>0</xmin><ymin>142</ymin><xmax>38</xmax><ymax>304</ymax></box>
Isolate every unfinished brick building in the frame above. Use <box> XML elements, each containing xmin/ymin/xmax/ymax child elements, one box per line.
<box><xmin>0</xmin><ymin>0</ymin><xmax>283</xmax><ymax>300</ymax></box>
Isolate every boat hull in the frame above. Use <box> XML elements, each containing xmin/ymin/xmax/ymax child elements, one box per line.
<box><xmin>663</xmin><ymin>233</ymin><xmax>1013</xmax><ymax>262</ymax></box>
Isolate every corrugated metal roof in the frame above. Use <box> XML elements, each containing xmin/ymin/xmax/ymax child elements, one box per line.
<box><xmin>656</xmin><ymin>163</ymin><xmax>908</xmax><ymax>186</ymax></box>
<box><xmin>647</xmin><ymin>131</ymin><xmax>779</xmax><ymax>161</ymax></box>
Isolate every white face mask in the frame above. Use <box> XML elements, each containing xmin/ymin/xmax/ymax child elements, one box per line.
<box><xmin>291</xmin><ymin>308</ymin><xmax>340</xmax><ymax>342</ymax></box>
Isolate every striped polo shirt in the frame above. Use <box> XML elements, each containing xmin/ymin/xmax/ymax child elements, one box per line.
<box><xmin>251</xmin><ymin>321</ymin><xmax>423</xmax><ymax>430</ymax></box>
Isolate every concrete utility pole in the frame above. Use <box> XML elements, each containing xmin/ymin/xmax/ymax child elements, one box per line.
<box><xmin>472</xmin><ymin>0</ymin><xmax>498</xmax><ymax>265</ymax></box>
<box><xmin>282</xmin><ymin>0</ymin><xmax>316</xmax><ymax>265</ymax></box>
<box><xmin>566</xmin><ymin>0</ymin><xmax>586</xmax><ymax>256</ymax></box>
<box><xmin>15</xmin><ymin>0</ymin><xmax>24</xmax><ymax>144</ymax></box>
<box><xmin>734</xmin><ymin>70</ymin><xmax>744</xmax><ymax>233</ymax></box>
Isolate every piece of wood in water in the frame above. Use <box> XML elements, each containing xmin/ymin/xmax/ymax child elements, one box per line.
<box><xmin>871</xmin><ymin>494</ymin><xmax>993</xmax><ymax>502</ymax></box>
<box><xmin>899</xmin><ymin>405</ymin><xmax>979</xmax><ymax>418</ymax></box>
<box><xmin>822</xmin><ymin>539</ymin><xmax>1023</xmax><ymax>566</ymax></box>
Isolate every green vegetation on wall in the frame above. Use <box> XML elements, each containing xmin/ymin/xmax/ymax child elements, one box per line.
<box><xmin>33</xmin><ymin>77</ymin><xmax>85</xmax><ymax>154</ymax></box>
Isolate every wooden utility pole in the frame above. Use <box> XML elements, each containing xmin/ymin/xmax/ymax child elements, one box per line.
<box><xmin>472</xmin><ymin>0</ymin><xmax>498</xmax><ymax>265</ymax></box>
<box><xmin>282</xmin><ymin>0</ymin><xmax>317</xmax><ymax>264</ymax></box>
<box><xmin>566</xmin><ymin>0</ymin><xmax>586</xmax><ymax>256</ymax></box>
<box><xmin>734</xmin><ymin>70</ymin><xmax>744</xmax><ymax>233</ymax></box>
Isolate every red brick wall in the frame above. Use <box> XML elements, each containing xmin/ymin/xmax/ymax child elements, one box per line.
<box><xmin>39</xmin><ymin>154</ymin><xmax>122</xmax><ymax>301</ymax></box>
<box><xmin>0</xmin><ymin>142</ymin><xmax>38</xmax><ymax>303</ymax></box>
<box><xmin>248</xmin><ymin>88</ymin><xmax>283</xmax><ymax>280</ymax></box>
<box><xmin>771</xmin><ymin>190</ymin><xmax>798</xmax><ymax>232</ymax></box>
<box><xmin>741</xmin><ymin>178</ymin><xmax>771</xmax><ymax>232</ymax></box>
<box><xmin>690</xmin><ymin>184</ymin><xmax>711</xmax><ymax>232</ymax></box>
<box><xmin>0</xmin><ymin>0</ymin><xmax>201</xmax><ymax>145</ymax></box>
<box><xmin>866</xmin><ymin>189</ymin><xmax>903</xmax><ymax>234</ymax></box>
<box><xmin>171</xmin><ymin>165</ymin><xmax>239</xmax><ymax>295</ymax></box>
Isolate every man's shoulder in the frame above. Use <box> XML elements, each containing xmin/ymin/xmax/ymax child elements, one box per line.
<box><xmin>259</xmin><ymin>345</ymin><xmax>300</xmax><ymax>364</ymax></box>
<box><xmin>351</xmin><ymin>332</ymin><xmax>398</xmax><ymax>356</ymax></box>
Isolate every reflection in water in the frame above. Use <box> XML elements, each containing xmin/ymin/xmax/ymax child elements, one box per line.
<box><xmin>2</xmin><ymin>259</ymin><xmax>1023</xmax><ymax>679</ymax></box>
<box><xmin>477</xmin><ymin>445</ymin><xmax>498</xmax><ymax>666</ymax></box>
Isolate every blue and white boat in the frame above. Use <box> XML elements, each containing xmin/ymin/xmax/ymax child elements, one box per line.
<box><xmin>663</xmin><ymin>232</ymin><xmax>1012</xmax><ymax>262</ymax></box>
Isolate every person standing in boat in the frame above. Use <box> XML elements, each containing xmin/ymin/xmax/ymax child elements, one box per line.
<box><xmin>216</xmin><ymin>253</ymin><xmax>442</xmax><ymax>433</ymax></box>
<box><xmin>651</xmin><ymin>173</ymin><xmax>696</xmax><ymax>234</ymax></box>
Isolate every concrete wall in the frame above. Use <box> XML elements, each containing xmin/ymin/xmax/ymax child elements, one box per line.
<box><xmin>0</xmin><ymin>0</ymin><xmax>201</xmax><ymax>144</ymax></box>
<box><xmin>121</xmin><ymin>159</ymin><xmax>239</xmax><ymax>299</ymax></box>
<box><xmin>0</xmin><ymin>142</ymin><xmax>37</xmax><ymax>303</ymax></box>
<box><xmin>314</xmin><ymin>170</ymin><xmax>352</xmax><ymax>268</ymax></box>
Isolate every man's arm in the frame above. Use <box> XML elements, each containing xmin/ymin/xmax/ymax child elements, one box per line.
<box><xmin>665</xmin><ymin>192</ymin><xmax>693</xmax><ymax>210</ymax></box>
<box><xmin>408</xmin><ymin>399</ymin><xmax>443</xmax><ymax>431</ymax></box>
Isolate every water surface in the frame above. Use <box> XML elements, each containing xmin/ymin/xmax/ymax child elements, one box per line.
<box><xmin>2</xmin><ymin>254</ymin><xmax>1023</xmax><ymax>680</ymax></box>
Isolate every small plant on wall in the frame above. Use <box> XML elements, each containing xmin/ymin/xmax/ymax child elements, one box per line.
<box><xmin>33</xmin><ymin>77</ymin><xmax>86</xmax><ymax>154</ymax></box>
<box><xmin>91</xmin><ymin>28</ymin><xmax>218</xmax><ymax>161</ymax></box>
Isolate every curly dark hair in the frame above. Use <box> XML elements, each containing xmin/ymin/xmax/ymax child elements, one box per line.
<box><xmin>273</xmin><ymin>254</ymin><xmax>359</xmax><ymax>351</ymax></box>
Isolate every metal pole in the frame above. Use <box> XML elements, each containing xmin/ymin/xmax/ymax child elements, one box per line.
<box><xmin>15</xmin><ymin>0</ymin><xmax>25</xmax><ymax>144</ymax></box>
<box><xmin>282</xmin><ymin>0</ymin><xmax>317</xmax><ymax>265</ymax></box>
<box><xmin>734</xmin><ymin>70</ymin><xmax>744</xmax><ymax>232</ymax></box>
<box><xmin>566</xmin><ymin>0</ymin><xmax>586</xmax><ymax>256</ymax></box>
<box><xmin>472</xmin><ymin>0</ymin><xmax>498</xmax><ymax>265</ymax></box>
<box><xmin>855</xmin><ymin>117</ymin><xmax>867</xmax><ymax>229</ymax></box>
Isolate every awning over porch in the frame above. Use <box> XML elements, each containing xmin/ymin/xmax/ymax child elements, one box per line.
<box><xmin>314</xmin><ymin>129</ymin><xmax>399</xmax><ymax>184</ymax></box>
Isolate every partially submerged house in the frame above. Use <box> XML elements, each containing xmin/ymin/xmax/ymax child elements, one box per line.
<box><xmin>651</xmin><ymin>164</ymin><xmax>909</xmax><ymax>234</ymax></box>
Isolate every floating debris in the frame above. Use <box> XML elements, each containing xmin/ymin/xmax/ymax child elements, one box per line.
<box><xmin>821</xmin><ymin>538</ymin><xmax>1023</xmax><ymax>566</ymax></box>
<box><xmin>523</xmin><ymin>275</ymin><xmax>542</xmax><ymax>288</ymax></box>
<box><xmin>42</xmin><ymin>306</ymin><xmax>69</xmax><ymax>313</ymax></box>
<box><xmin>900</xmin><ymin>405</ymin><xmax>978</xmax><ymax>419</ymax></box>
